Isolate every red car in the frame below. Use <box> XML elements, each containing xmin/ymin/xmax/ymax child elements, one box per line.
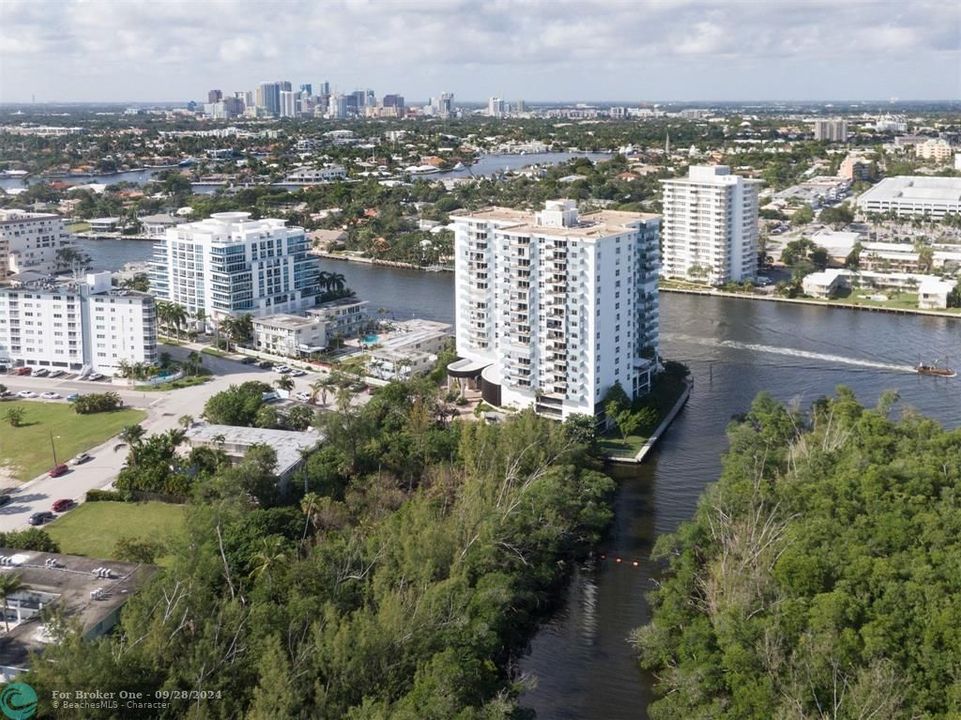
<box><xmin>48</xmin><ymin>464</ymin><xmax>69</xmax><ymax>478</ymax></box>
<box><xmin>14</xmin><ymin>367</ymin><xmax>31</xmax><ymax>376</ymax></box>
<box><xmin>52</xmin><ymin>498</ymin><xmax>75</xmax><ymax>512</ymax></box>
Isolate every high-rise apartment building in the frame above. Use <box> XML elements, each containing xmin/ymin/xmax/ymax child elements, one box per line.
<box><xmin>450</xmin><ymin>200</ymin><xmax>661</xmax><ymax>420</ymax></box>
<box><xmin>659</xmin><ymin>166</ymin><xmax>760</xmax><ymax>285</ymax></box>
<box><xmin>0</xmin><ymin>210</ymin><xmax>72</xmax><ymax>282</ymax></box>
<box><xmin>487</xmin><ymin>97</ymin><xmax>506</xmax><ymax>118</ymax></box>
<box><xmin>299</xmin><ymin>83</ymin><xmax>312</xmax><ymax>96</ymax></box>
<box><xmin>280</xmin><ymin>90</ymin><xmax>297</xmax><ymax>118</ymax></box>
<box><xmin>149</xmin><ymin>212</ymin><xmax>322</xmax><ymax>323</ymax></box>
<box><xmin>207</xmin><ymin>89</ymin><xmax>222</xmax><ymax>104</ymax></box>
<box><xmin>435</xmin><ymin>92</ymin><xmax>454</xmax><ymax>119</ymax></box>
<box><xmin>258</xmin><ymin>81</ymin><xmax>282</xmax><ymax>116</ymax></box>
<box><xmin>813</xmin><ymin>118</ymin><xmax>848</xmax><ymax>142</ymax></box>
<box><xmin>0</xmin><ymin>272</ymin><xmax>157</xmax><ymax>376</ymax></box>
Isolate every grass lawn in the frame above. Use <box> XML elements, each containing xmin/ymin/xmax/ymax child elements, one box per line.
<box><xmin>66</xmin><ymin>221</ymin><xmax>90</xmax><ymax>232</ymax></box>
<box><xmin>201</xmin><ymin>346</ymin><xmax>233</xmax><ymax>358</ymax></box>
<box><xmin>46</xmin><ymin>501</ymin><xmax>186</xmax><ymax>566</ymax></box>
<box><xmin>598</xmin><ymin>433</ymin><xmax>648</xmax><ymax>456</ymax></box>
<box><xmin>600</xmin><ymin>365</ymin><xmax>690</xmax><ymax>460</ymax></box>
<box><xmin>0</xmin><ymin>402</ymin><xmax>146</xmax><ymax>481</ymax></box>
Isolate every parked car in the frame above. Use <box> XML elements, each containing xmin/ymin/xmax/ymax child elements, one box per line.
<box><xmin>754</xmin><ymin>276</ymin><xmax>773</xmax><ymax>287</ymax></box>
<box><xmin>66</xmin><ymin>393</ymin><xmax>79</xmax><ymax>402</ymax></box>
<box><xmin>52</xmin><ymin>498</ymin><xmax>75</xmax><ymax>513</ymax></box>
<box><xmin>17</xmin><ymin>390</ymin><xmax>37</xmax><ymax>398</ymax></box>
<box><xmin>295</xmin><ymin>391</ymin><xmax>312</xmax><ymax>403</ymax></box>
<box><xmin>47</xmin><ymin>369</ymin><xmax>64</xmax><ymax>378</ymax></box>
<box><xmin>28</xmin><ymin>511</ymin><xmax>55</xmax><ymax>526</ymax></box>
<box><xmin>273</xmin><ymin>365</ymin><xmax>291</xmax><ymax>374</ymax></box>
<box><xmin>240</xmin><ymin>356</ymin><xmax>256</xmax><ymax>365</ymax></box>
<box><xmin>33</xmin><ymin>368</ymin><xmax>49</xmax><ymax>377</ymax></box>
<box><xmin>88</xmin><ymin>373</ymin><xmax>104</xmax><ymax>381</ymax></box>
<box><xmin>72</xmin><ymin>452</ymin><xmax>92</xmax><ymax>466</ymax></box>
<box><xmin>48</xmin><ymin>463</ymin><xmax>69</xmax><ymax>478</ymax></box>
<box><xmin>40</xmin><ymin>391</ymin><xmax>62</xmax><ymax>400</ymax></box>
<box><xmin>14</xmin><ymin>367</ymin><xmax>31</xmax><ymax>376</ymax></box>
<box><xmin>257</xmin><ymin>360</ymin><xmax>273</xmax><ymax>369</ymax></box>
<box><xmin>289</xmin><ymin>369</ymin><xmax>306</xmax><ymax>377</ymax></box>
<box><xmin>0</xmin><ymin>495</ymin><xmax>11</xmax><ymax>507</ymax></box>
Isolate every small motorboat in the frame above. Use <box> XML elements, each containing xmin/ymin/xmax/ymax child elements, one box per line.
<box><xmin>917</xmin><ymin>360</ymin><xmax>957</xmax><ymax>378</ymax></box>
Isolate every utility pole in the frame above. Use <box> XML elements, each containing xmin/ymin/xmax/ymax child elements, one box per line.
<box><xmin>49</xmin><ymin>431</ymin><xmax>58</xmax><ymax>466</ymax></box>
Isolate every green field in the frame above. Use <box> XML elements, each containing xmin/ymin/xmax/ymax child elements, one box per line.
<box><xmin>46</xmin><ymin>501</ymin><xmax>186</xmax><ymax>565</ymax></box>
<box><xmin>0</xmin><ymin>401</ymin><xmax>146</xmax><ymax>481</ymax></box>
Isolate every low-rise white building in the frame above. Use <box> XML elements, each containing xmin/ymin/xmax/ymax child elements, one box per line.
<box><xmin>365</xmin><ymin>319</ymin><xmax>452</xmax><ymax>380</ymax></box>
<box><xmin>857</xmin><ymin>177</ymin><xmax>961</xmax><ymax>219</ymax></box>
<box><xmin>184</xmin><ymin>423</ymin><xmax>321</xmax><ymax>481</ymax></box>
<box><xmin>252</xmin><ymin>298</ymin><xmax>370</xmax><ymax>358</ymax></box>
<box><xmin>285</xmin><ymin>165</ymin><xmax>347</xmax><ymax>183</ymax></box>
<box><xmin>88</xmin><ymin>217</ymin><xmax>121</xmax><ymax>233</ymax></box>
<box><xmin>0</xmin><ymin>272</ymin><xmax>157</xmax><ymax>375</ymax></box>
<box><xmin>252</xmin><ymin>313</ymin><xmax>329</xmax><ymax>357</ymax></box>
<box><xmin>139</xmin><ymin>213</ymin><xmax>184</xmax><ymax>238</ymax></box>
<box><xmin>802</xmin><ymin>268</ymin><xmax>957</xmax><ymax>309</ymax></box>
<box><xmin>802</xmin><ymin>269</ymin><xmax>848</xmax><ymax>298</ymax></box>
<box><xmin>918</xmin><ymin>277</ymin><xmax>955</xmax><ymax>309</ymax></box>
<box><xmin>0</xmin><ymin>210</ymin><xmax>72</xmax><ymax>282</ymax></box>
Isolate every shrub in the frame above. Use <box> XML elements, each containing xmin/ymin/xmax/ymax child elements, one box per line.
<box><xmin>0</xmin><ymin>528</ymin><xmax>60</xmax><ymax>552</ymax></box>
<box><xmin>86</xmin><ymin>489</ymin><xmax>127</xmax><ymax>503</ymax></box>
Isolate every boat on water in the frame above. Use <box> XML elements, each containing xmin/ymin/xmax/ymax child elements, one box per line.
<box><xmin>917</xmin><ymin>360</ymin><xmax>957</xmax><ymax>378</ymax></box>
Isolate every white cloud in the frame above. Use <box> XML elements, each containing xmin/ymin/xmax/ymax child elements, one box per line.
<box><xmin>0</xmin><ymin>0</ymin><xmax>957</xmax><ymax>101</ymax></box>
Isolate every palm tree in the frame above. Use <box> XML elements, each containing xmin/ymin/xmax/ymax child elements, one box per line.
<box><xmin>120</xmin><ymin>423</ymin><xmax>145</xmax><ymax>445</ymax></box>
<box><xmin>0</xmin><ymin>573</ymin><xmax>24</xmax><ymax>632</ymax></box>
<box><xmin>329</xmin><ymin>273</ymin><xmax>347</xmax><ymax>292</ymax></box>
<box><xmin>248</xmin><ymin>537</ymin><xmax>288</xmax><ymax>587</ymax></box>
<box><xmin>310</xmin><ymin>376</ymin><xmax>336</xmax><ymax>406</ymax></box>
<box><xmin>318</xmin><ymin>270</ymin><xmax>332</xmax><ymax>292</ymax></box>
<box><xmin>183</xmin><ymin>351</ymin><xmax>204</xmax><ymax>377</ymax></box>
<box><xmin>178</xmin><ymin>414</ymin><xmax>194</xmax><ymax>429</ymax></box>
<box><xmin>275</xmin><ymin>376</ymin><xmax>294</xmax><ymax>392</ymax></box>
<box><xmin>194</xmin><ymin>308</ymin><xmax>207</xmax><ymax>334</ymax></box>
<box><xmin>4</xmin><ymin>407</ymin><xmax>25</xmax><ymax>428</ymax></box>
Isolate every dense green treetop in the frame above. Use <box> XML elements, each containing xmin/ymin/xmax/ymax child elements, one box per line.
<box><xmin>635</xmin><ymin>388</ymin><xmax>961</xmax><ymax>720</ymax></box>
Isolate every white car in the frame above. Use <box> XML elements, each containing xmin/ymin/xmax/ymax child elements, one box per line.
<box><xmin>289</xmin><ymin>369</ymin><xmax>306</xmax><ymax>377</ymax></box>
<box><xmin>273</xmin><ymin>365</ymin><xmax>291</xmax><ymax>374</ymax></box>
<box><xmin>295</xmin><ymin>391</ymin><xmax>312</xmax><ymax>403</ymax></box>
<box><xmin>40</xmin><ymin>391</ymin><xmax>62</xmax><ymax>400</ymax></box>
<box><xmin>17</xmin><ymin>390</ymin><xmax>37</xmax><ymax>398</ymax></box>
<box><xmin>88</xmin><ymin>373</ymin><xmax>104</xmax><ymax>381</ymax></box>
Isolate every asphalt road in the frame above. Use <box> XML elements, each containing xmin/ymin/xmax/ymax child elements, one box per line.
<box><xmin>0</xmin><ymin>347</ymin><xmax>371</xmax><ymax>531</ymax></box>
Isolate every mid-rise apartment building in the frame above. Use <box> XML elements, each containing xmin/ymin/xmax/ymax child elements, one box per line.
<box><xmin>660</xmin><ymin>165</ymin><xmax>760</xmax><ymax>285</ymax></box>
<box><xmin>916</xmin><ymin>138</ymin><xmax>954</xmax><ymax>164</ymax></box>
<box><xmin>149</xmin><ymin>212</ymin><xmax>322</xmax><ymax>323</ymax></box>
<box><xmin>0</xmin><ymin>210</ymin><xmax>72</xmax><ymax>282</ymax></box>
<box><xmin>813</xmin><ymin>118</ymin><xmax>848</xmax><ymax>142</ymax></box>
<box><xmin>450</xmin><ymin>200</ymin><xmax>661</xmax><ymax>420</ymax></box>
<box><xmin>0</xmin><ymin>272</ymin><xmax>157</xmax><ymax>375</ymax></box>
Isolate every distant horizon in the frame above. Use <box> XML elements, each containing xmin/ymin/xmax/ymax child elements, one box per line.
<box><xmin>1</xmin><ymin>98</ymin><xmax>959</xmax><ymax>109</ymax></box>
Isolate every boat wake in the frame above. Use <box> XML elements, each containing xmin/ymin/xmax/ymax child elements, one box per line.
<box><xmin>663</xmin><ymin>334</ymin><xmax>917</xmax><ymax>374</ymax></box>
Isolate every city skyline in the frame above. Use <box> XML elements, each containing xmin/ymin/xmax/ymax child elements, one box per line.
<box><xmin>1</xmin><ymin>0</ymin><xmax>958</xmax><ymax>104</ymax></box>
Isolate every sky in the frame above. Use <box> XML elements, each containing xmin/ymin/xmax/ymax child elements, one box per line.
<box><xmin>0</xmin><ymin>0</ymin><xmax>959</xmax><ymax>104</ymax></box>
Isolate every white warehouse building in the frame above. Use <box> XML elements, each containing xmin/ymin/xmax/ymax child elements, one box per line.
<box><xmin>856</xmin><ymin>176</ymin><xmax>961</xmax><ymax>219</ymax></box>
<box><xmin>0</xmin><ymin>272</ymin><xmax>157</xmax><ymax>375</ymax></box>
<box><xmin>449</xmin><ymin>200</ymin><xmax>661</xmax><ymax>420</ymax></box>
<box><xmin>149</xmin><ymin>212</ymin><xmax>323</xmax><ymax>324</ymax></box>
<box><xmin>660</xmin><ymin>165</ymin><xmax>760</xmax><ymax>285</ymax></box>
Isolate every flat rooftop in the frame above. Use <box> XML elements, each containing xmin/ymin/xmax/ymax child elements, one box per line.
<box><xmin>185</xmin><ymin>423</ymin><xmax>322</xmax><ymax>478</ymax></box>
<box><xmin>0</xmin><ymin>549</ymin><xmax>156</xmax><ymax>670</ymax></box>
<box><xmin>452</xmin><ymin>206</ymin><xmax>660</xmax><ymax>240</ymax></box>
<box><xmin>859</xmin><ymin>177</ymin><xmax>961</xmax><ymax>204</ymax></box>
<box><xmin>253</xmin><ymin>313</ymin><xmax>320</xmax><ymax>330</ymax></box>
